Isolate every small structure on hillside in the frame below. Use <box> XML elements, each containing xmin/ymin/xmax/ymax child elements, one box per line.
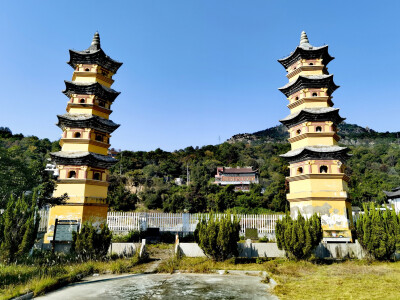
<box><xmin>384</xmin><ymin>186</ymin><xmax>400</xmax><ymax>213</ymax></box>
<box><xmin>214</xmin><ymin>167</ymin><xmax>259</xmax><ymax>192</ymax></box>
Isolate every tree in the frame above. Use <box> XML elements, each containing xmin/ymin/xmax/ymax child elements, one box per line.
<box><xmin>356</xmin><ymin>204</ymin><xmax>399</xmax><ymax>260</ymax></box>
<box><xmin>0</xmin><ymin>192</ymin><xmax>39</xmax><ymax>263</ymax></box>
<box><xmin>276</xmin><ymin>212</ymin><xmax>322</xmax><ymax>260</ymax></box>
<box><xmin>195</xmin><ymin>213</ymin><xmax>240</xmax><ymax>261</ymax></box>
<box><xmin>71</xmin><ymin>222</ymin><xmax>112</xmax><ymax>260</ymax></box>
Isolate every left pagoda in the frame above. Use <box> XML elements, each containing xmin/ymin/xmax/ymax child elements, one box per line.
<box><xmin>44</xmin><ymin>32</ymin><xmax>122</xmax><ymax>243</ymax></box>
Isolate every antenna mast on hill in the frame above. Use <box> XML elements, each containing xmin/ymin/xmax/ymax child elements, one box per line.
<box><xmin>186</xmin><ymin>164</ymin><xmax>190</xmax><ymax>186</ymax></box>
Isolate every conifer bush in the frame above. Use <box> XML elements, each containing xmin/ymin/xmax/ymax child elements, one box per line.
<box><xmin>195</xmin><ymin>213</ymin><xmax>240</xmax><ymax>261</ymax></box>
<box><xmin>0</xmin><ymin>193</ymin><xmax>40</xmax><ymax>263</ymax></box>
<box><xmin>71</xmin><ymin>222</ymin><xmax>112</xmax><ymax>260</ymax></box>
<box><xmin>356</xmin><ymin>204</ymin><xmax>400</xmax><ymax>261</ymax></box>
<box><xmin>276</xmin><ymin>212</ymin><xmax>322</xmax><ymax>260</ymax></box>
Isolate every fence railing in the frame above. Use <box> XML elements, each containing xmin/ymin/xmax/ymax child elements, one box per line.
<box><xmin>107</xmin><ymin>212</ymin><xmax>283</xmax><ymax>237</ymax></box>
<box><xmin>3</xmin><ymin>209</ymin><xmax>283</xmax><ymax>237</ymax></box>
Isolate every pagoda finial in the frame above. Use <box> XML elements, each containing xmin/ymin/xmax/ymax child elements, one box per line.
<box><xmin>300</xmin><ymin>31</ymin><xmax>309</xmax><ymax>45</ymax></box>
<box><xmin>87</xmin><ymin>32</ymin><xmax>101</xmax><ymax>52</ymax></box>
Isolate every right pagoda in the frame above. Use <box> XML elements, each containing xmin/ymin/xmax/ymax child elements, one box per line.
<box><xmin>278</xmin><ymin>31</ymin><xmax>353</xmax><ymax>242</ymax></box>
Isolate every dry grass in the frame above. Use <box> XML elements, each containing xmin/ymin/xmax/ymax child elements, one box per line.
<box><xmin>0</xmin><ymin>256</ymin><xmax>147</xmax><ymax>300</ymax></box>
<box><xmin>159</xmin><ymin>257</ymin><xmax>400</xmax><ymax>299</ymax></box>
<box><xmin>266</xmin><ymin>260</ymin><xmax>400</xmax><ymax>300</ymax></box>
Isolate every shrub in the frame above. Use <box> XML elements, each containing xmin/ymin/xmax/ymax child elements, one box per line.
<box><xmin>276</xmin><ymin>212</ymin><xmax>322</xmax><ymax>260</ymax></box>
<box><xmin>195</xmin><ymin>213</ymin><xmax>240</xmax><ymax>261</ymax></box>
<box><xmin>356</xmin><ymin>204</ymin><xmax>400</xmax><ymax>260</ymax></box>
<box><xmin>71</xmin><ymin>222</ymin><xmax>112</xmax><ymax>260</ymax></box>
<box><xmin>0</xmin><ymin>193</ymin><xmax>40</xmax><ymax>263</ymax></box>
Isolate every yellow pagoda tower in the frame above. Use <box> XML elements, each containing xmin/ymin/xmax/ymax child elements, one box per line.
<box><xmin>278</xmin><ymin>32</ymin><xmax>353</xmax><ymax>242</ymax></box>
<box><xmin>44</xmin><ymin>32</ymin><xmax>122</xmax><ymax>242</ymax></box>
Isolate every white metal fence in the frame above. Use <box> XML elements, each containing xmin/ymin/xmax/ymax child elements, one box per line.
<box><xmin>2</xmin><ymin>209</ymin><xmax>283</xmax><ymax>237</ymax></box>
<box><xmin>107</xmin><ymin>212</ymin><xmax>283</xmax><ymax>237</ymax></box>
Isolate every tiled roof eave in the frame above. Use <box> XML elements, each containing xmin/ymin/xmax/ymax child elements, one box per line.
<box><xmin>67</xmin><ymin>49</ymin><xmax>123</xmax><ymax>73</ymax></box>
<box><xmin>278</xmin><ymin>45</ymin><xmax>334</xmax><ymax>68</ymax></box>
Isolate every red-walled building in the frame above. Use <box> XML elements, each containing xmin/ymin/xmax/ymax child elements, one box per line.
<box><xmin>215</xmin><ymin>167</ymin><xmax>259</xmax><ymax>191</ymax></box>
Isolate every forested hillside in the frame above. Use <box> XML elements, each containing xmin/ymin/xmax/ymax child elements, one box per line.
<box><xmin>229</xmin><ymin>122</ymin><xmax>400</xmax><ymax>146</ymax></box>
<box><xmin>2</xmin><ymin>124</ymin><xmax>400</xmax><ymax>212</ymax></box>
<box><xmin>0</xmin><ymin>127</ymin><xmax>60</xmax><ymax>208</ymax></box>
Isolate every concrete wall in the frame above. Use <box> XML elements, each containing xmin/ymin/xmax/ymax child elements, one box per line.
<box><xmin>238</xmin><ymin>240</ymin><xmax>285</xmax><ymax>258</ymax></box>
<box><xmin>108</xmin><ymin>243</ymin><xmax>138</xmax><ymax>257</ymax></box>
<box><xmin>178</xmin><ymin>240</ymin><xmax>366</xmax><ymax>259</ymax></box>
<box><xmin>314</xmin><ymin>240</ymin><xmax>366</xmax><ymax>259</ymax></box>
<box><xmin>178</xmin><ymin>241</ymin><xmax>284</xmax><ymax>258</ymax></box>
<box><xmin>179</xmin><ymin>243</ymin><xmax>206</xmax><ymax>257</ymax></box>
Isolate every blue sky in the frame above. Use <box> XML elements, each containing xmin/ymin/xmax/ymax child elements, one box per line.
<box><xmin>0</xmin><ymin>0</ymin><xmax>399</xmax><ymax>151</ymax></box>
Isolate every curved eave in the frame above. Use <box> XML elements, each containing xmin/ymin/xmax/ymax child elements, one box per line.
<box><xmin>62</xmin><ymin>81</ymin><xmax>120</xmax><ymax>102</ymax></box>
<box><xmin>278</xmin><ymin>45</ymin><xmax>334</xmax><ymax>69</ymax></box>
<box><xmin>278</xmin><ymin>75</ymin><xmax>339</xmax><ymax>97</ymax></box>
<box><xmin>56</xmin><ymin>114</ymin><xmax>120</xmax><ymax>134</ymax></box>
<box><xmin>67</xmin><ymin>49</ymin><xmax>123</xmax><ymax>73</ymax></box>
<box><xmin>50</xmin><ymin>151</ymin><xmax>118</xmax><ymax>169</ymax></box>
<box><xmin>280</xmin><ymin>146</ymin><xmax>351</xmax><ymax>164</ymax></box>
<box><xmin>280</xmin><ymin>109</ymin><xmax>345</xmax><ymax>128</ymax></box>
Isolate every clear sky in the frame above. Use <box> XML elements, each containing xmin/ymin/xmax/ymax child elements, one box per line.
<box><xmin>0</xmin><ymin>0</ymin><xmax>399</xmax><ymax>151</ymax></box>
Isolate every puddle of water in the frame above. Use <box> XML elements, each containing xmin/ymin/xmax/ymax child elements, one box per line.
<box><xmin>37</xmin><ymin>273</ymin><xmax>276</xmax><ymax>300</ymax></box>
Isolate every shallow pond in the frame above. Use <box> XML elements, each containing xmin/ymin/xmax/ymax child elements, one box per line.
<box><xmin>37</xmin><ymin>273</ymin><xmax>277</xmax><ymax>299</ymax></box>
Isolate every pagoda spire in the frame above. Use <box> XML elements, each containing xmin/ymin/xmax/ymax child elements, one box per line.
<box><xmin>88</xmin><ymin>31</ymin><xmax>101</xmax><ymax>51</ymax></box>
<box><xmin>300</xmin><ymin>31</ymin><xmax>309</xmax><ymax>45</ymax></box>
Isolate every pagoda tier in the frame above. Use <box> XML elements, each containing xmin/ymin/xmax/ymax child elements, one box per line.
<box><xmin>67</xmin><ymin>32</ymin><xmax>122</xmax><ymax>74</ymax></box>
<box><xmin>278</xmin><ymin>45</ymin><xmax>334</xmax><ymax>69</ymax></box>
<box><xmin>280</xmin><ymin>108</ymin><xmax>345</xmax><ymax>128</ymax></box>
<box><xmin>63</xmin><ymin>81</ymin><xmax>120</xmax><ymax>102</ymax></box>
<box><xmin>278</xmin><ymin>75</ymin><xmax>339</xmax><ymax>97</ymax></box>
<box><xmin>280</xmin><ymin>145</ymin><xmax>351</xmax><ymax>164</ymax></box>
<box><xmin>50</xmin><ymin>151</ymin><xmax>117</xmax><ymax>169</ymax></box>
<box><xmin>57</xmin><ymin>113</ymin><xmax>120</xmax><ymax>134</ymax></box>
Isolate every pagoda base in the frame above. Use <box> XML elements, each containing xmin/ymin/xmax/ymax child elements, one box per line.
<box><xmin>44</xmin><ymin>203</ymin><xmax>108</xmax><ymax>244</ymax></box>
<box><xmin>289</xmin><ymin>199</ymin><xmax>353</xmax><ymax>242</ymax></box>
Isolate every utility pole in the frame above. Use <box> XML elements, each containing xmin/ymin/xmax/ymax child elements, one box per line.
<box><xmin>186</xmin><ymin>163</ymin><xmax>190</xmax><ymax>186</ymax></box>
<box><xmin>120</xmin><ymin>151</ymin><xmax>123</xmax><ymax>176</ymax></box>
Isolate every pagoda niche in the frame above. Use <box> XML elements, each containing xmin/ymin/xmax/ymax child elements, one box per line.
<box><xmin>44</xmin><ymin>33</ymin><xmax>122</xmax><ymax>243</ymax></box>
<box><xmin>278</xmin><ymin>31</ymin><xmax>353</xmax><ymax>242</ymax></box>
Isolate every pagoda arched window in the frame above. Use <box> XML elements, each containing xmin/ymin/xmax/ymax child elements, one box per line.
<box><xmin>68</xmin><ymin>171</ymin><xmax>76</xmax><ymax>178</ymax></box>
<box><xmin>85</xmin><ymin>68</ymin><xmax>90</xmax><ymax>72</ymax></box>
<box><xmin>296</xmin><ymin>129</ymin><xmax>301</xmax><ymax>135</ymax></box>
<box><xmin>312</xmin><ymin>92</ymin><xmax>318</xmax><ymax>97</ymax></box>
<box><xmin>309</xmin><ymin>63</ymin><xmax>314</xmax><ymax>65</ymax></box>
<box><xmin>320</xmin><ymin>166</ymin><xmax>328</xmax><ymax>173</ymax></box>
<box><xmin>316</xmin><ymin>126</ymin><xmax>322</xmax><ymax>132</ymax></box>
<box><xmin>80</xmin><ymin>98</ymin><xmax>85</xmax><ymax>104</ymax></box>
<box><xmin>74</xmin><ymin>132</ymin><xmax>81</xmax><ymax>138</ymax></box>
<box><xmin>295</xmin><ymin>96</ymin><xmax>299</xmax><ymax>101</ymax></box>
<box><xmin>93</xmin><ymin>172</ymin><xmax>101</xmax><ymax>180</ymax></box>
<box><xmin>95</xmin><ymin>134</ymin><xmax>103</xmax><ymax>142</ymax></box>
<box><xmin>296</xmin><ymin>167</ymin><xmax>303</xmax><ymax>175</ymax></box>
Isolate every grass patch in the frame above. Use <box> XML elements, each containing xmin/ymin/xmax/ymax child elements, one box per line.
<box><xmin>0</xmin><ymin>255</ymin><xmax>146</xmax><ymax>300</ymax></box>
<box><xmin>265</xmin><ymin>259</ymin><xmax>400</xmax><ymax>300</ymax></box>
<box><xmin>157</xmin><ymin>256</ymin><xmax>400</xmax><ymax>299</ymax></box>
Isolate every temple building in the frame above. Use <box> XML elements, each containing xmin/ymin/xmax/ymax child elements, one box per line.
<box><xmin>278</xmin><ymin>32</ymin><xmax>353</xmax><ymax>242</ymax></box>
<box><xmin>215</xmin><ymin>167</ymin><xmax>259</xmax><ymax>192</ymax></box>
<box><xmin>44</xmin><ymin>33</ymin><xmax>122</xmax><ymax>242</ymax></box>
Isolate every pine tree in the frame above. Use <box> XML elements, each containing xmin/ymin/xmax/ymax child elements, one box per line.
<box><xmin>276</xmin><ymin>212</ymin><xmax>323</xmax><ymax>260</ymax></box>
<box><xmin>356</xmin><ymin>204</ymin><xmax>399</xmax><ymax>260</ymax></box>
<box><xmin>196</xmin><ymin>213</ymin><xmax>240</xmax><ymax>261</ymax></box>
